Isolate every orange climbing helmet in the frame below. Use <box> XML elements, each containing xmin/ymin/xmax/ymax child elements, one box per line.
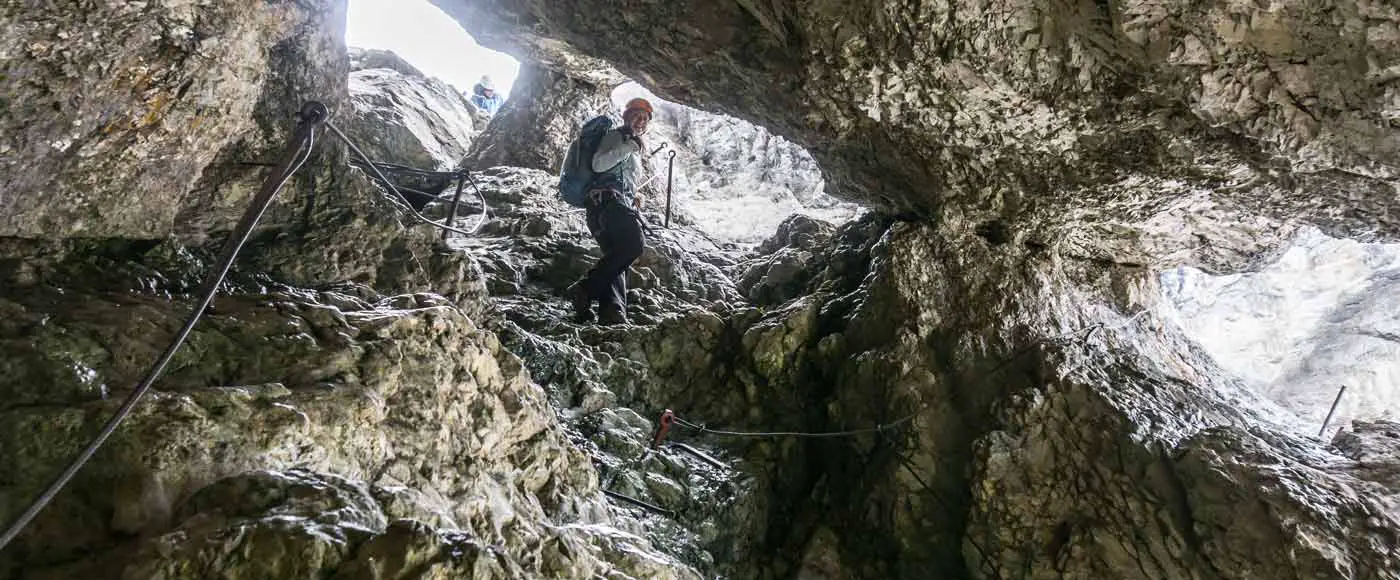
<box><xmin>624</xmin><ymin>97</ymin><xmax>653</xmax><ymax>116</ymax></box>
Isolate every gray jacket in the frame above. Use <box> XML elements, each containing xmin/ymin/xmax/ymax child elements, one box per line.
<box><xmin>590</xmin><ymin>128</ymin><xmax>642</xmax><ymax>203</ymax></box>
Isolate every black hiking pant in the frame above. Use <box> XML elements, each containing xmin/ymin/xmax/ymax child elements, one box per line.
<box><xmin>582</xmin><ymin>192</ymin><xmax>644</xmax><ymax>311</ymax></box>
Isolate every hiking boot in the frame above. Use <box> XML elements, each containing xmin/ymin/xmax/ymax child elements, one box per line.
<box><xmin>568</xmin><ymin>282</ymin><xmax>594</xmax><ymax>323</ymax></box>
<box><xmin>597</xmin><ymin>305</ymin><xmax>629</xmax><ymax>326</ymax></box>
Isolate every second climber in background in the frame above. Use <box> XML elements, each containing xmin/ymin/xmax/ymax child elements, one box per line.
<box><xmin>567</xmin><ymin>97</ymin><xmax>653</xmax><ymax>325</ymax></box>
<box><xmin>470</xmin><ymin>75</ymin><xmax>504</xmax><ymax>116</ymax></box>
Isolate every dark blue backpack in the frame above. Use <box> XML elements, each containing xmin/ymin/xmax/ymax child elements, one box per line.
<box><xmin>558</xmin><ymin>115</ymin><xmax>613</xmax><ymax>207</ymax></box>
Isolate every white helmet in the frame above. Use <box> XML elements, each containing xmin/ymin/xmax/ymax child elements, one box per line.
<box><xmin>478</xmin><ymin>75</ymin><xmax>496</xmax><ymax>91</ymax></box>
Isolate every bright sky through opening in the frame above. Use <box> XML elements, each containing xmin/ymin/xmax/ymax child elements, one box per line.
<box><xmin>346</xmin><ymin>0</ymin><xmax>520</xmax><ymax>96</ymax></box>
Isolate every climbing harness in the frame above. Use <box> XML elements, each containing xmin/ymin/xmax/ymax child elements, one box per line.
<box><xmin>0</xmin><ymin>102</ymin><xmax>329</xmax><ymax>552</ymax></box>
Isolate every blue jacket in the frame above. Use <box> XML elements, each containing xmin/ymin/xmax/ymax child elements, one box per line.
<box><xmin>471</xmin><ymin>84</ymin><xmax>503</xmax><ymax>115</ymax></box>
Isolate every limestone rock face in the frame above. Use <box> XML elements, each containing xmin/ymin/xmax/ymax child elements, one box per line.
<box><xmin>463</xmin><ymin>65</ymin><xmax>613</xmax><ymax>173</ymax></box>
<box><xmin>451</xmin><ymin>165</ymin><xmax>768</xmax><ymax>577</ymax></box>
<box><xmin>434</xmin><ymin>0</ymin><xmax>1400</xmax><ymax>267</ymax></box>
<box><xmin>0</xmin><ymin>275</ymin><xmax>695</xmax><ymax>579</ymax></box>
<box><xmin>348</xmin><ymin>47</ymin><xmax>427</xmax><ymax>78</ymax></box>
<box><xmin>719</xmin><ymin>218</ymin><xmax>1400</xmax><ymax>579</ymax></box>
<box><xmin>0</xmin><ymin>0</ymin><xmax>350</xmax><ymax>239</ymax></box>
<box><xmin>6</xmin><ymin>1</ymin><xmax>1400</xmax><ymax>579</ymax></box>
<box><xmin>451</xmin><ymin>162</ymin><xmax>1400</xmax><ymax>579</ymax></box>
<box><xmin>736</xmin><ymin>215</ymin><xmax>838</xmax><ymax>305</ymax></box>
<box><xmin>344</xmin><ymin>47</ymin><xmax>480</xmax><ymax>171</ymax></box>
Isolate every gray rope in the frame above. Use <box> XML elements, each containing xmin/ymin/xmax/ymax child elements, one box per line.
<box><xmin>460</xmin><ymin>170</ymin><xmax>490</xmax><ymax>234</ymax></box>
<box><xmin>324</xmin><ymin>121</ymin><xmax>487</xmax><ymax>238</ymax></box>
<box><xmin>0</xmin><ymin>117</ymin><xmax>322</xmax><ymax>552</ymax></box>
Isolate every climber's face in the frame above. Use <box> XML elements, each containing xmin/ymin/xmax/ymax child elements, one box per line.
<box><xmin>482</xmin><ymin>88</ymin><xmax>494</xmax><ymax>97</ymax></box>
<box><xmin>624</xmin><ymin>109</ymin><xmax>651</xmax><ymax>136</ymax></box>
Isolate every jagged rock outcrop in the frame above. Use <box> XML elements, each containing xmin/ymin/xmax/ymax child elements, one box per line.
<box><xmin>712</xmin><ymin>216</ymin><xmax>1400</xmax><ymax>579</ymax></box>
<box><xmin>435</xmin><ymin>0</ymin><xmax>1400</xmax><ymax>269</ymax></box>
<box><xmin>463</xmin><ymin>65</ymin><xmax>613</xmax><ymax>172</ymax></box>
<box><xmin>736</xmin><ymin>215</ymin><xmax>837</xmax><ymax>304</ymax></box>
<box><xmin>450</xmin><ymin>165</ymin><xmax>1400</xmax><ymax>579</ymax></box>
<box><xmin>1</xmin><ymin>1</ymin><xmax>477</xmax><ymax>301</ymax></box>
<box><xmin>348</xmin><ymin>47</ymin><xmax>427</xmax><ymax>78</ymax></box>
<box><xmin>0</xmin><ymin>0</ymin><xmax>350</xmax><ymax>239</ymax></box>
<box><xmin>344</xmin><ymin>47</ymin><xmax>480</xmax><ymax>171</ymax></box>
<box><xmin>0</xmin><ymin>5</ymin><xmax>694</xmax><ymax>579</ymax></box>
<box><xmin>0</xmin><ymin>258</ymin><xmax>696</xmax><ymax>579</ymax></box>
<box><xmin>448</xmin><ymin>166</ymin><xmax>771</xmax><ymax>577</ymax></box>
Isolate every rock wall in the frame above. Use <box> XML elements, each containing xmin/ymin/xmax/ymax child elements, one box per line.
<box><xmin>463</xmin><ymin>65</ymin><xmax>613</xmax><ymax>172</ymax></box>
<box><xmin>433</xmin><ymin>54</ymin><xmax>1400</xmax><ymax>578</ymax></box>
<box><xmin>344</xmin><ymin>47</ymin><xmax>480</xmax><ymax>171</ymax></box>
<box><xmin>0</xmin><ymin>272</ymin><xmax>696</xmax><ymax>578</ymax></box>
<box><xmin>4</xmin><ymin>1</ymin><xmax>1400</xmax><ymax>579</ymax></box>
<box><xmin>0</xmin><ymin>0</ymin><xmax>350</xmax><ymax>239</ymax></box>
<box><xmin>436</xmin><ymin>162</ymin><xmax>1400</xmax><ymax>579</ymax></box>
<box><xmin>728</xmin><ymin>217</ymin><xmax>1400</xmax><ymax>579</ymax></box>
<box><xmin>0</xmin><ymin>4</ymin><xmax>693</xmax><ymax>579</ymax></box>
<box><xmin>433</xmin><ymin>0</ymin><xmax>1400</xmax><ymax>269</ymax></box>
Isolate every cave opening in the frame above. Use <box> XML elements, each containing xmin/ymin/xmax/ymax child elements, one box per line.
<box><xmin>347</xmin><ymin>0</ymin><xmax>520</xmax><ymax>101</ymax></box>
<box><xmin>4</xmin><ymin>0</ymin><xmax>1398</xmax><ymax>577</ymax></box>
<box><xmin>1160</xmin><ymin>228</ymin><xmax>1400</xmax><ymax>436</ymax></box>
<box><xmin>609</xmin><ymin>82</ymin><xmax>864</xmax><ymax>244</ymax></box>
<box><xmin>347</xmin><ymin>0</ymin><xmax>860</xmax><ymax>246</ymax></box>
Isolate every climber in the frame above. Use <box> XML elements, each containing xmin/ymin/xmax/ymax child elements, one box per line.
<box><xmin>567</xmin><ymin>97</ymin><xmax>653</xmax><ymax>325</ymax></box>
<box><xmin>470</xmin><ymin>75</ymin><xmax>504</xmax><ymax>116</ymax></box>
